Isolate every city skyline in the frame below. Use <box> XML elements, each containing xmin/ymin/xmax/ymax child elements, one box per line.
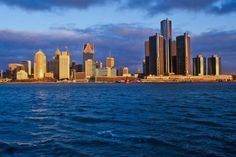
<box><xmin>0</xmin><ymin>0</ymin><xmax>236</xmax><ymax>74</ymax></box>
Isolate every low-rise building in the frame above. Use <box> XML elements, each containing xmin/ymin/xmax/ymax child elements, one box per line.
<box><xmin>16</xmin><ymin>70</ymin><xmax>28</xmax><ymax>80</ymax></box>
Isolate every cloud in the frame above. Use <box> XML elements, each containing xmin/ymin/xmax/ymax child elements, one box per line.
<box><xmin>0</xmin><ymin>0</ymin><xmax>235</xmax><ymax>15</ymax></box>
<box><xmin>123</xmin><ymin>0</ymin><xmax>236</xmax><ymax>15</ymax></box>
<box><xmin>0</xmin><ymin>24</ymin><xmax>235</xmax><ymax>74</ymax></box>
<box><xmin>0</xmin><ymin>0</ymin><xmax>118</xmax><ymax>11</ymax></box>
<box><xmin>191</xmin><ymin>30</ymin><xmax>236</xmax><ymax>74</ymax></box>
<box><xmin>0</xmin><ymin>24</ymin><xmax>156</xmax><ymax>72</ymax></box>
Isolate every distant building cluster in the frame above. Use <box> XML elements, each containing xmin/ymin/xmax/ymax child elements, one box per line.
<box><xmin>1</xmin><ymin>43</ymin><xmax>133</xmax><ymax>82</ymax></box>
<box><xmin>143</xmin><ymin>19</ymin><xmax>222</xmax><ymax>77</ymax></box>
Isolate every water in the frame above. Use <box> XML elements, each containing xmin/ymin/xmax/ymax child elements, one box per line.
<box><xmin>0</xmin><ymin>83</ymin><xmax>236</xmax><ymax>157</ymax></box>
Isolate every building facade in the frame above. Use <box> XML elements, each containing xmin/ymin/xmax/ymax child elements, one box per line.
<box><xmin>59</xmin><ymin>51</ymin><xmax>70</xmax><ymax>80</ymax></box>
<box><xmin>106</xmin><ymin>57</ymin><xmax>115</xmax><ymax>68</ymax></box>
<box><xmin>208</xmin><ymin>54</ymin><xmax>221</xmax><ymax>75</ymax></box>
<box><xmin>149</xmin><ymin>34</ymin><xmax>164</xmax><ymax>76</ymax></box>
<box><xmin>85</xmin><ymin>59</ymin><xmax>94</xmax><ymax>78</ymax></box>
<box><xmin>21</xmin><ymin>60</ymin><xmax>32</xmax><ymax>76</ymax></box>
<box><xmin>193</xmin><ymin>54</ymin><xmax>206</xmax><ymax>76</ymax></box>
<box><xmin>171</xmin><ymin>40</ymin><xmax>177</xmax><ymax>74</ymax></box>
<box><xmin>144</xmin><ymin>41</ymin><xmax>150</xmax><ymax>76</ymax></box>
<box><xmin>161</xmin><ymin>18</ymin><xmax>172</xmax><ymax>74</ymax></box>
<box><xmin>176</xmin><ymin>32</ymin><xmax>191</xmax><ymax>76</ymax></box>
<box><xmin>83</xmin><ymin>43</ymin><xmax>94</xmax><ymax>65</ymax></box>
<box><xmin>34</xmin><ymin>50</ymin><xmax>46</xmax><ymax>80</ymax></box>
<box><xmin>16</xmin><ymin>70</ymin><xmax>28</xmax><ymax>80</ymax></box>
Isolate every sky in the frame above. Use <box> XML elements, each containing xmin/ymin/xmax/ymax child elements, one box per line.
<box><xmin>0</xmin><ymin>0</ymin><xmax>235</xmax><ymax>74</ymax></box>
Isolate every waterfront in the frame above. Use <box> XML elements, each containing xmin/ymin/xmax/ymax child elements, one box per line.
<box><xmin>0</xmin><ymin>83</ymin><xmax>236</xmax><ymax>156</ymax></box>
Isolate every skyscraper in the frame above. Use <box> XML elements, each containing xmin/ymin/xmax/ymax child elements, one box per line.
<box><xmin>176</xmin><ymin>32</ymin><xmax>191</xmax><ymax>76</ymax></box>
<box><xmin>53</xmin><ymin>48</ymin><xmax>61</xmax><ymax>79</ymax></box>
<box><xmin>144</xmin><ymin>41</ymin><xmax>150</xmax><ymax>76</ymax></box>
<box><xmin>193</xmin><ymin>54</ymin><xmax>206</xmax><ymax>76</ymax></box>
<box><xmin>149</xmin><ymin>34</ymin><xmax>164</xmax><ymax>76</ymax></box>
<box><xmin>171</xmin><ymin>40</ymin><xmax>177</xmax><ymax>74</ymax></box>
<box><xmin>34</xmin><ymin>50</ymin><xmax>46</xmax><ymax>80</ymax></box>
<box><xmin>21</xmin><ymin>60</ymin><xmax>32</xmax><ymax>76</ymax></box>
<box><xmin>161</xmin><ymin>19</ymin><xmax>172</xmax><ymax>74</ymax></box>
<box><xmin>106</xmin><ymin>57</ymin><xmax>115</xmax><ymax>68</ymax></box>
<box><xmin>85</xmin><ymin>59</ymin><xmax>94</xmax><ymax>78</ymax></box>
<box><xmin>208</xmin><ymin>54</ymin><xmax>221</xmax><ymax>75</ymax></box>
<box><xmin>59</xmin><ymin>50</ymin><xmax>70</xmax><ymax>80</ymax></box>
<box><xmin>83</xmin><ymin>43</ymin><xmax>94</xmax><ymax>63</ymax></box>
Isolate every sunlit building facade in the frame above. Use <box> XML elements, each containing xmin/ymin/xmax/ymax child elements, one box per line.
<box><xmin>176</xmin><ymin>32</ymin><xmax>191</xmax><ymax>76</ymax></box>
<box><xmin>106</xmin><ymin>57</ymin><xmax>115</xmax><ymax>68</ymax></box>
<box><xmin>149</xmin><ymin>34</ymin><xmax>164</xmax><ymax>76</ymax></box>
<box><xmin>21</xmin><ymin>60</ymin><xmax>32</xmax><ymax>76</ymax></box>
<box><xmin>85</xmin><ymin>59</ymin><xmax>94</xmax><ymax>78</ymax></box>
<box><xmin>193</xmin><ymin>54</ymin><xmax>206</xmax><ymax>76</ymax></box>
<box><xmin>34</xmin><ymin>50</ymin><xmax>46</xmax><ymax>80</ymax></box>
<box><xmin>161</xmin><ymin>18</ymin><xmax>172</xmax><ymax>74</ymax></box>
<box><xmin>59</xmin><ymin>51</ymin><xmax>70</xmax><ymax>80</ymax></box>
<box><xmin>208</xmin><ymin>54</ymin><xmax>221</xmax><ymax>76</ymax></box>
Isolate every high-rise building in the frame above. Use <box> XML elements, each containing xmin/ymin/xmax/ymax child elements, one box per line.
<box><xmin>85</xmin><ymin>59</ymin><xmax>94</xmax><ymax>78</ymax></box>
<box><xmin>34</xmin><ymin>50</ymin><xmax>46</xmax><ymax>80</ymax></box>
<box><xmin>161</xmin><ymin>18</ymin><xmax>172</xmax><ymax>74</ymax></box>
<box><xmin>176</xmin><ymin>32</ymin><xmax>191</xmax><ymax>76</ymax></box>
<box><xmin>106</xmin><ymin>57</ymin><xmax>115</xmax><ymax>68</ymax></box>
<box><xmin>21</xmin><ymin>60</ymin><xmax>32</xmax><ymax>76</ymax></box>
<box><xmin>171</xmin><ymin>40</ymin><xmax>177</xmax><ymax>74</ymax></box>
<box><xmin>53</xmin><ymin>49</ymin><xmax>61</xmax><ymax>79</ymax></box>
<box><xmin>208</xmin><ymin>54</ymin><xmax>221</xmax><ymax>76</ymax></box>
<box><xmin>59</xmin><ymin>51</ymin><xmax>70</xmax><ymax>80</ymax></box>
<box><xmin>144</xmin><ymin>41</ymin><xmax>150</xmax><ymax>76</ymax></box>
<box><xmin>149</xmin><ymin>34</ymin><xmax>164</xmax><ymax>76</ymax></box>
<box><xmin>193</xmin><ymin>54</ymin><xmax>206</xmax><ymax>76</ymax></box>
<box><xmin>83</xmin><ymin>43</ymin><xmax>94</xmax><ymax>62</ymax></box>
<box><xmin>83</xmin><ymin>43</ymin><xmax>95</xmax><ymax>75</ymax></box>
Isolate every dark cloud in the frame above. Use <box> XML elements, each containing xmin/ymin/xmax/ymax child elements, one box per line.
<box><xmin>124</xmin><ymin>0</ymin><xmax>236</xmax><ymax>15</ymax></box>
<box><xmin>0</xmin><ymin>24</ymin><xmax>235</xmax><ymax>74</ymax></box>
<box><xmin>0</xmin><ymin>24</ymin><xmax>156</xmax><ymax>72</ymax></box>
<box><xmin>192</xmin><ymin>30</ymin><xmax>236</xmax><ymax>74</ymax></box>
<box><xmin>0</xmin><ymin>0</ymin><xmax>118</xmax><ymax>11</ymax></box>
<box><xmin>0</xmin><ymin>0</ymin><xmax>235</xmax><ymax>15</ymax></box>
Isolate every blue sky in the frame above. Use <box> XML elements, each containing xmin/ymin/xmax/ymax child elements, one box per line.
<box><xmin>0</xmin><ymin>0</ymin><xmax>235</xmax><ymax>73</ymax></box>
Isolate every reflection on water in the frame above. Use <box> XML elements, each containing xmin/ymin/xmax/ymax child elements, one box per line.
<box><xmin>0</xmin><ymin>83</ymin><xmax>235</xmax><ymax>156</ymax></box>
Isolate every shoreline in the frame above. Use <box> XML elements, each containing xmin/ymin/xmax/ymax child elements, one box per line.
<box><xmin>0</xmin><ymin>75</ymin><xmax>235</xmax><ymax>85</ymax></box>
<box><xmin>0</xmin><ymin>80</ymin><xmax>235</xmax><ymax>85</ymax></box>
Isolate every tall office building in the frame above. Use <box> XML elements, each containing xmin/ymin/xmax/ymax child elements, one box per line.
<box><xmin>176</xmin><ymin>32</ymin><xmax>191</xmax><ymax>76</ymax></box>
<box><xmin>171</xmin><ymin>40</ymin><xmax>177</xmax><ymax>74</ymax></box>
<box><xmin>21</xmin><ymin>60</ymin><xmax>32</xmax><ymax>76</ymax></box>
<box><xmin>106</xmin><ymin>57</ymin><xmax>115</xmax><ymax>68</ymax></box>
<box><xmin>83</xmin><ymin>43</ymin><xmax>94</xmax><ymax>62</ymax></box>
<box><xmin>149</xmin><ymin>34</ymin><xmax>164</xmax><ymax>76</ymax></box>
<box><xmin>193</xmin><ymin>54</ymin><xmax>206</xmax><ymax>76</ymax></box>
<box><xmin>144</xmin><ymin>41</ymin><xmax>150</xmax><ymax>76</ymax></box>
<box><xmin>208</xmin><ymin>54</ymin><xmax>221</xmax><ymax>75</ymax></box>
<box><xmin>34</xmin><ymin>50</ymin><xmax>46</xmax><ymax>80</ymax></box>
<box><xmin>53</xmin><ymin>49</ymin><xmax>61</xmax><ymax>79</ymax></box>
<box><xmin>85</xmin><ymin>59</ymin><xmax>94</xmax><ymax>78</ymax></box>
<box><xmin>59</xmin><ymin>50</ymin><xmax>70</xmax><ymax>80</ymax></box>
<box><xmin>161</xmin><ymin>18</ymin><xmax>172</xmax><ymax>74</ymax></box>
<box><xmin>83</xmin><ymin>43</ymin><xmax>94</xmax><ymax>75</ymax></box>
